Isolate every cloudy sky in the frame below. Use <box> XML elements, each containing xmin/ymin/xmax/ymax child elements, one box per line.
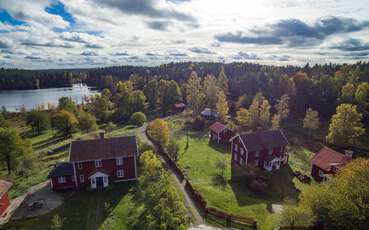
<box><xmin>0</xmin><ymin>0</ymin><xmax>369</xmax><ymax>69</ymax></box>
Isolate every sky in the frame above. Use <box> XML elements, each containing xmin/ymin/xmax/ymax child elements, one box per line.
<box><xmin>0</xmin><ymin>0</ymin><xmax>369</xmax><ymax>69</ymax></box>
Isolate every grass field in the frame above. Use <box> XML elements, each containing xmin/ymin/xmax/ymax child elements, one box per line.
<box><xmin>167</xmin><ymin>115</ymin><xmax>315</xmax><ymax>230</ymax></box>
<box><xmin>1</xmin><ymin>182</ymin><xmax>136</xmax><ymax>230</ymax></box>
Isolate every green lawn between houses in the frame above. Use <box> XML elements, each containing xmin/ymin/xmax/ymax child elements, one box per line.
<box><xmin>167</xmin><ymin>115</ymin><xmax>315</xmax><ymax>230</ymax></box>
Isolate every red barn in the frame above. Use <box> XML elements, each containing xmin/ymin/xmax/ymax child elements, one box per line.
<box><xmin>230</xmin><ymin>130</ymin><xmax>288</xmax><ymax>171</ymax></box>
<box><xmin>0</xmin><ymin>179</ymin><xmax>12</xmax><ymax>216</ymax></box>
<box><xmin>209</xmin><ymin>122</ymin><xmax>233</xmax><ymax>144</ymax></box>
<box><xmin>49</xmin><ymin>133</ymin><xmax>138</xmax><ymax>190</ymax></box>
<box><xmin>172</xmin><ymin>103</ymin><xmax>186</xmax><ymax>113</ymax></box>
<box><xmin>310</xmin><ymin>147</ymin><xmax>352</xmax><ymax>182</ymax></box>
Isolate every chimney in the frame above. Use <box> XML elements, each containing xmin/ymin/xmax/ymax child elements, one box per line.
<box><xmin>99</xmin><ymin>131</ymin><xmax>105</xmax><ymax>139</ymax></box>
<box><xmin>344</xmin><ymin>150</ymin><xmax>353</xmax><ymax>159</ymax></box>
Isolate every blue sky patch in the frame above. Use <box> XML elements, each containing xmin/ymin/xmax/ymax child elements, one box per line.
<box><xmin>0</xmin><ymin>9</ymin><xmax>27</xmax><ymax>26</ymax></box>
<box><xmin>45</xmin><ymin>1</ymin><xmax>75</xmax><ymax>26</ymax></box>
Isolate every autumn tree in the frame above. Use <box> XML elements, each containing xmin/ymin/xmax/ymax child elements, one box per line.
<box><xmin>52</xmin><ymin>110</ymin><xmax>79</xmax><ymax>136</ymax></box>
<box><xmin>147</xmin><ymin>119</ymin><xmax>170</xmax><ymax>145</ymax></box>
<box><xmin>236</xmin><ymin>108</ymin><xmax>251</xmax><ymax>128</ymax></box>
<box><xmin>91</xmin><ymin>94</ymin><xmax>112</xmax><ymax>122</ymax></box>
<box><xmin>236</xmin><ymin>94</ymin><xmax>252</xmax><ymax>109</ymax></box>
<box><xmin>340</xmin><ymin>82</ymin><xmax>355</xmax><ymax>103</ymax></box>
<box><xmin>203</xmin><ymin>74</ymin><xmax>219</xmax><ymax>110</ymax></box>
<box><xmin>167</xmin><ymin>138</ymin><xmax>180</xmax><ymax>162</ymax></box>
<box><xmin>355</xmin><ymin>82</ymin><xmax>369</xmax><ymax>118</ymax></box>
<box><xmin>217</xmin><ymin>65</ymin><xmax>229</xmax><ymax>95</ymax></box>
<box><xmin>259</xmin><ymin>99</ymin><xmax>271</xmax><ymax>128</ymax></box>
<box><xmin>249</xmin><ymin>92</ymin><xmax>265</xmax><ymax>129</ymax></box>
<box><xmin>216</xmin><ymin>91</ymin><xmax>229</xmax><ymax>123</ymax></box>
<box><xmin>26</xmin><ymin>110</ymin><xmax>50</xmax><ymax>134</ymax></box>
<box><xmin>0</xmin><ymin>128</ymin><xmax>33</xmax><ymax>174</ymax></box>
<box><xmin>159</xmin><ymin>80</ymin><xmax>182</xmax><ymax>115</ymax></box>
<box><xmin>303</xmin><ymin>108</ymin><xmax>320</xmax><ymax>135</ymax></box>
<box><xmin>327</xmin><ymin>104</ymin><xmax>365</xmax><ymax>146</ymax></box>
<box><xmin>186</xmin><ymin>71</ymin><xmax>205</xmax><ymax>115</ymax></box>
<box><xmin>0</xmin><ymin>113</ymin><xmax>6</xmax><ymax>127</ymax></box>
<box><xmin>275</xmin><ymin>94</ymin><xmax>290</xmax><ymax>121</ymax></box>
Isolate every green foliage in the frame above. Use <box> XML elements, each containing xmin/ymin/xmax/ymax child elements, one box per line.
<box><xmin>271</xmin><ymin>114</ymin><xmax>281</xmax><ymax>130</ymax></box>
<box><xmin>280</xmin><ymin>204</ymin><xmax>314</xmax><ymax>228</ymax></box>
<box><xmin>0</xmin><ymin>113</ymin><xmax>7</xmax><ymax>127</ymax></box>
<box><xmin>129</xmin><ymin>112</ymin><xmax>147</xmax><ymax>127</ymax></box>
<box><xmin>51</xmin><ymin>214</ymin><xmax>65</xmax><ymax>230</ymax></box>
<box><xmin>104</xmin><ymin>122</ymin><xmax>117</xmax><ymax>133</ymax></box>
<box><xmin>236</xmin><ymin>108</ymin><xmax>251</xmax><ymax>128</ymax></box>
<box><xmin>52</xmin><ymin>110</ymin><xmax>79</xmax><ymax>136</ymax></box>
<box><xmin>130</xmin><ymin>151</ymin><xmax>188</xmax><ymax>230</ymax></box>
<box><xmin>158</xmin><ymin>79</ymin><xmax>182</xmax><ymax>115</ymax></box>
<box><xmin>203</xmin><ymin>74</ymin><xmax>219</xmax><ymax>110</ymax></box>
<box><xmin>236</xmin><ymin>94</ymin><xmax>252</xmax><ymax>110</ymax></box>
<box><xmin>327</xmin><ymin>104</ymin><xmax>365</xmax><ymax>146</ymax></box>
<box><xmin>0</xmin><ymin>128</ymin><xmax>33</xmax><ymax>174</ymax></box>
<box><xmin>186</xmin><ymin>71</ymin><xmax>205</xmax><ymax>115</ymax></box>
<box><xmin>298</xmin><ymin>159</ymin><xmax>369</xmax><ymax>230</ymax></box>
<box><xmin>340</xmin><ymin>82</ymin><xmax>355</xmax><ymax>103</ymax></box>
<box><xmin>216</xmin><ymin>90</ymin><xmax>229</xmax><ymax>123</ymax></box>
<box><xmin>58</xmin><ymin>97</ymin><xmax>76</xmax><ymax>112</ymax></box>
<box><xmin>275</xmin><ymin>94</ymin><xmax>290</xmax><ymax>120</ymax></box>
<box><xmin>217</xmin><ymin>66</ymin><xmax>229</xmax><ymax>95</ymax></box>
<box><xmin>355</xmin><ymin>82</ymin><xmax>369</xmax><ymax>117</ymax></box>
<box><xmin>249</xmin><ymin>92</ymin><xmax>265</xmax><ymax>129</ymax></box>
<box><xmin>215</xmin><ymin>159</ymin><xmax>227</xmax><ymax>178</ymax></box>
<box><xmin>26</xmin><ymin>110</ymin><xmax>50</xmax><ymax>134</ymax></box>
<box><xmin>78</xmin><ymin>111</ymin><xmax>97</xmax><ymax>132</ymax></box>
<box><xmin>167</xmin><ymin>139</ymin><xmax>180</xmax><ymax>161</ymax></box>
<box><xmin>91</xmin><ymin>94</ymin><xmax>112</xmax><ymax>122</ymax></box>
<box><xmin>144</xmin><ymin>79</ymin><xmax>159</xmax><ymax>109</ymax></box>
<box><xmin>303</xmin><ymin>108</ymin><xmax>320</xmax><ymax>133</ymax></box>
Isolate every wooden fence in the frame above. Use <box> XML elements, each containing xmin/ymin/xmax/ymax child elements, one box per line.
<box><xmin>145</xmin><ymin>129</ymin><xmax>257</xmax><ymax>229</ymax></box>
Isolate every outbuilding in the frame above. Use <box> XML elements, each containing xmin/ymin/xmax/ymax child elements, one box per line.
<box><xmin>209</xmin><ymin>121</ymin><xmax>233</xmax><ymax>145</ymax></box>
<box><xmin>0</xmin><ymin>179</ymin><xmax>12</xmax><ymax>216</ymax></box>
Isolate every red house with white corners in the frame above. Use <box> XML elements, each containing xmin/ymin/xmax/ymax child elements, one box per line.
<box><xmin>310</xmin><ymin>147</ymin><xmax>352</xmax><ymax>182</ymax></box>
<box><xmin>0</xmin><ymin>179</ymin><xmax>12</xmax><ymax>216</ymax></box>
<box><xmin>209</xmin><ymin>121</ymin><xmax>233</xmax><ymax>145</ymax></box>
<box><xmin>230</xmin><ymin>130</ymin><xmax>289</xmax><ymax>171</ymax></box>
<box><xmin>49</xmin><ymin>133</ymin><xmax>138</xmax><ymax>190</ymax></box>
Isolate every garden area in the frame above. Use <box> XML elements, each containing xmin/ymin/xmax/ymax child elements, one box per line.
<box><xmin>166</xmin><ymin>115</ymin><xmax>315</xmax><ymax>229</ymax></box>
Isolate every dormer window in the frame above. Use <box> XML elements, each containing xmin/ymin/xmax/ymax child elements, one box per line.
<box><xmin>95</xmin><ymin>160</ymin><xmax>102</xmax><ymax>168</ymax></box>
<box><xmin>116</xmin><ymin>157</ymin><xmax>123</xmax><ymax>166</ymax></box>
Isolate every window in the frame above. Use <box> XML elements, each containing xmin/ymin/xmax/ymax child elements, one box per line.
<box><xmin>255</xmin><ymin>151</ymin><xmax>259</xmax><ymax>157</ymax></box>
<box><xmin>240</xmin><ymin>148</ymin><xmax>244</xmax><ymax>156</ymax></box>
<box><xmin>116</xmin><ymin>157</ymin><xmax>123</xmax><ymax>166</ymax></box>
<box><xmin>234</xmin><ymin>144</ymin><xmax>238</xmax><ymax>152</ymax></box>
<box><xmin>77</xmin><ymin>162</ymin><xmax>83</xmax><ymax>169</ymax></box>
<box><xmin>92</xmin><ymin>177</ymin><xmax>96</xmax><ymax>184</ymax></box>
<box><xmin>80</xmin><ymin>175</ymin><xmax>85</xmax><ymax>183</ymax></box>
<box><xmin>117</xmin><ymin>169</ymin><xmax>124</xmax><ymax>178</ymax></box>
<box><xmin>58</xmin><ymin>176</ymin><xmax>66</xmax><ymax>183</ymax></box>
<box><xmin>319</xmin><ymin>170</ymin><xmax>325</xmax><ymax>177</ymax></box>
<box><xmin>95</xmin><ymin>160</ymin><xmax>102</xmax><ymax>168</ymax></box>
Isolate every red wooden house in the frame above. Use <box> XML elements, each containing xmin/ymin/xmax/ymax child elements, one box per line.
<box><xmin>49</xmin><ymin>133</ymin><xmax>138</xmax><ymax>190</ymax></box>
<box><xmin>209</xmin><ymin>122</ymin><xmax>233</xmax><ymax>144</ymax></box>
<box><xmin>172</xmin><ymin>103</ymin><xmax>186</xmax><ymax>113</ymax></box>
<box><xmin>230</xmin><ymin>130</ymin><xmax>288</xmax><ymax>171</ymax></box>
<box><xmin>310</xmin><ymin>147</ymin><xmax>352</xmax><ymax>182</ymax></box>
<box><xmin>0</xmin><ymin>179</ymin><xmax>12</xmax><ymax>216</ymax></box>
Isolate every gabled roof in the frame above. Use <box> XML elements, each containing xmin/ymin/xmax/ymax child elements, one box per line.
<box><xmin>48</xmin><ymin>162</ymin><xmax>74</xmax><ymax>178</ymax></box>
<box><xmin>0</xmin><ymin>179</ymin><xmax>12</xmax><ymax>198</ymax></box>
<box><xmin>236</xmin><ymin>130</ymin><xmax>288</xmax><ymax>152</ymax></box>
<box><xmin>311</xmin><ymin>147</ymin><xmax>351</xmax><ymax>172</ymax></box>
<box><xmin>209</xmin><ymin>121</ymin><xmax>228</xmax><ymax>134</ymax></box>
<box><xmin>70</xmin><ymin>136</ymin><xmax>137</xmax><ymax>162</ymax></box>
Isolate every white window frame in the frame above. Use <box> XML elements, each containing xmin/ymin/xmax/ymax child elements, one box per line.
<box><xmin>80</xmin><ymin>174</ymin><xmax>85</xmax><ymax>183</ymax></box>
<box><xmin>77</xmin><ymin>162</ymin><xmax>83</xmax><ymax>170</ymax></box>
<box><xmin>319</xmin><ymin>170</ymin><xmax>325</xmax><ymax>177</ymax></box>
<box><xmin>117</xmin><ymin>169</ymin><xmax>124</xmax><ymax>178</ymax></box>
<box><xmin>234</xmin><ymin>144</ymin><xmax>238</xmax><ymax>152</ymax></box>
<box><xmin>116</xmin><ymin>157</ymin><xmax>123</xmax><ymax>166</ymax></box>
<box><xmin>91</xmin><ymin>177</ymin><xmax>96</xmax><ymax>184</ymax></box>
<box><xmin>240</xmin><ymin>148</ymin><xmax>244</xmax><ymax>156</ymax></box>
<box><xmin>95</xmin><ymin>160</ymin><xmax>102</xmax><ymax>168</ymax></box>
<box><xmin>58</xmin><ymin>176</ymin><xmax>66</xmax><ymax>183</ymax></box>
<box><xmin>103</xmin><ymin>176</ymin><xmax>108</xmax><ymax>183</ymax></box>
<box><xmin>255</xmin><ymin>151</ymin><xmax>259</xmax><ymax>157</ymax></box>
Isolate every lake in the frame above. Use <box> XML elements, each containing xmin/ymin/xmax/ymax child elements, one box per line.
<box><xmin>0</xmin><ymin>84</ymin><xmax>99</xmax><ymax>112</ymax></box>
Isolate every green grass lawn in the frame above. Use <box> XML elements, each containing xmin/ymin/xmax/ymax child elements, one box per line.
<box><xmin>169</xmin><ymin>115</ymin><xmax>315</xmax><ymax>230</ymax></box>
<box><xmin>1</xmin><ymin>182</ymin><xmax>136</xmax><ymax>230</ymax></box>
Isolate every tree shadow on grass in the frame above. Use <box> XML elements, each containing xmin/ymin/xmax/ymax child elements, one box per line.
<box><xmin>208</xmin><ymin>141</ymin><xmax>230</xmax><ymax>154</ymax></box>
<box><xmin>229</xmin><ymin>163</ymin><xmax>300</xmax><ymax>207</ymax></box>
<box><xmin>211</xmin><ymin>174</ymin><xmax>228</xmax><ymax>191</ymax></box>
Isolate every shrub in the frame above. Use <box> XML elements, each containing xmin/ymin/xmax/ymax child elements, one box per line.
<box><xmin>129</xmin><ymin>112</ymin><xmax>147</xmax><ymax>127</ymax></box>
<box><xmin>192</xmin><ymin>116</ymin><xmax>205</xmax><ymax>131</ymax></box>
<box><xmin>104</xmin><ymin>122</ymin><xmax>116</xmax><ymax>133</ymax></box>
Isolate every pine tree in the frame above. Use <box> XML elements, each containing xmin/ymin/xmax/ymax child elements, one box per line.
<box><xmin>216</xmin><ymin>91</ymin><xmax>228</xmax><ymax>123</ymax></box>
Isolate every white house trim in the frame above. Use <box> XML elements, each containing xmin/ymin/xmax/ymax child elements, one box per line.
<box><xmin>89</xmin><ymin>171</ymin><xmax>109</xmax><ymax>189</ymax></box>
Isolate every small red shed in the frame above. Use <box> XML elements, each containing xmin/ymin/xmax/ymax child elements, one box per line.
<box><xmin>311</xmin><ymin>147</ymin><xmax>352</xmax><ymax>182</ymax></box>
<box><xmin>209</xmin><ymin>121</ymin><xmax>233</xmax><ymax>145</ymax></box>
<box><xmin>0</xmin><ymin>179</ymin><xmax>12</xmax><ymax>216</ymax></box>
